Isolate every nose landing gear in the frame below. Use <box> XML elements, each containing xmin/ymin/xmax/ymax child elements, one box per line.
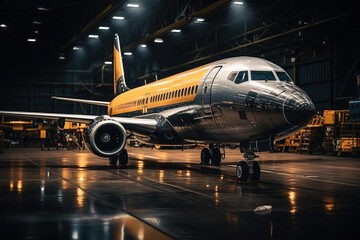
<box><xmin>236</xmin><ymin>150</ymin><xmax>261</xmax><ymax>181</ymax></box>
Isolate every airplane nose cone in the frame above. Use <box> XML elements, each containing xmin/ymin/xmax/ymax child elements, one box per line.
<box><xmin>283</xmin><ymin>94</ymin><xmax>316</xmax><ymax>127</ymax></box>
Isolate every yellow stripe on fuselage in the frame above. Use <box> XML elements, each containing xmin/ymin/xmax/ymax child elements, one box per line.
<box><xmin>108</xmin><ymin>64</ymin><xmax>211</xmax><ymax>116</ymax></box>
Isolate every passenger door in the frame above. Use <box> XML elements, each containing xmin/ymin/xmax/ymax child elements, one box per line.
<box><xmin>201</xmin><ymin>66</ymin><xmax>222</xmax><ymax>112</ymax></box>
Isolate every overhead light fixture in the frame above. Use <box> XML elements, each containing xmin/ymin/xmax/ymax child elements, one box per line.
<box><xmin>140</xmin><ymin>44</ymin><xmax>147</xmax><ymax>48</ymax></box>
<box><xmin>59</xmin><ymin>55</ymin><xmax>66</xmax><ymax>60</ymax></box>
<box><xmin>73</xmin><ymin>46</ymin><xmax>80</xmax><ymax>50</ymax></box>
<box><xmin>195</xmin><ymin>18</ymin><xmax>205</xmax><ymax>23</ymax></box>
<box><xmin>234</xmin><ymin>1</ymin><xmax>244</xmax><ymax>5</ymax></box>
<box><xmin>113</xmin><ymin>16</ymin><xmax>125</xmax><ymax>20</ymax></box>
<box><xmin>104</xmin><ymin>61</ymin><xmax>112</xmax><ymax>65</ymax></box>
<box><xmin>32</xmin><ymin>20</ymin><xmax>42</xmax><ymax>25</ymax></box>
<box><xmin>0</xmin><ymin>24</ymin><xmax>7</xmax><ymax>28</ymax></box>
<box><xmin>124</xmin><ymin>52</ymin><xmax>132</xmax><ymax>56</ymax></box>
<box><xmin>127</xmin><ymin>4</ymin><xmax>139</xmax><ymax>8</ymax></box>
<box><xmin>27</xmin><ymin>38</ymin><xmax>36</xmax><ymax>42</ymax></box>
<box><xmin>33</xmin><ymin>30</ymin><xmax>39</xmax><ymax>34</ymax></box>
<box><xmin>37</xmin><ymin>7</ymin><xmax>49</xmax><ymax>11</ymax></box>
<box><xmin>88</xmin><ymin>34</ymin><xmax>99</xmax><ymax>39</ymax></box>
<box><xmin>154</xmin><ymin>38</ymin><xmax>163</xmax><ymax>43</ymax></box>
<box><xmin>171</xmin><ymin>29</ymin><xmax>181</xmax><ymax>33</ymax></box>
<box><xmin>99</xmin><ymin>26</ymin><xmax>109</xmax><ymax>30</ymax></box>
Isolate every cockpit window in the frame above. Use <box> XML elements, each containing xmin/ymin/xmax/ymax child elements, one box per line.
<box><xmin>227</xmin><ymin>71</ymin><xmax>237</xmax><ymax>81</ymax></box>
<box><xmin>234</xmin><ymin>71</ymin><xmax>248</xmax><ymax>84</ymax></box>
<box><xmin>276</xmin><ymin>71</ymin><xmax>292</xmax><ymax>82</ymax></box>
<box><xmin>251</xmin><ymin>71</ymin><xmax>276</xmax><ymax>81</ymax></box>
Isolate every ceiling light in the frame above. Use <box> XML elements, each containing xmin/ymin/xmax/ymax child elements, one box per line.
<box><xmin>140</xmin><ymin>44</ymin><xmax>147</xmax><ymax>48</ymax></box>
<box><xmin>73</xmin><ymin>46</ymin><xmax>80</xmax><ymax>50</ymax></box>
<box><xmin>0</xmin><ymin>24</ymin><xmax>7</xmax><ymax>28</ymax></box>
<box><xmin>27</xmin><ymin>38</ymin><xmax>36</xmax><ymax>42</ymax></box>
<box><xmin>171</xmin><ymin>29</ymin><xmax>181</xmax><ymax>33</ymax></box>
<box><xmin>104</xmin><ymin>61</ymin><xmax>112</xmax><ymax>65</ymax></box>
<box><xmin>124</xmin><ymin>52</ymin><xmax>132</xmax><ymax>56</ymax></box>
<box><xmin>113</xmin><ymin>16</ymin><xmax>125</xmax><ymax>20</ymax></box>
<box><xmin>127</xmin><ymin>4</ymin><xmax>139</xmax><ymax>8</ymax></box>
<box><xmin>88</xmin><ymin>34</ymin><xmax>99</xmax><ymax>39</ymax></box>
<box><xmin>37</xmin><ymin>7</ymin><xmax>49</xmax><ymax>11</ymax></box>
<box><xmin>234</xmin><ymin>1</ymin><xmax>244</xmax><ymax>4</ymax></box>
<box><xmin>195</xmin><ymin>18</ymin><xmax>205</xmax><ymax>22</ymax></box>
<box><xmin>99</xmin><ymin>26</ymin><xmax>109</xmax><ymax>30</ymax></box>
<box><xmin>33</xmin><ymin>30</ymin><xmax>39</xmax><ymax>34</ymax></box>
<box><xmin>154</xmin><ymin>38</ymin><xmax>163</xmax><ymax>43</ymax></box>
<box><xmin>59</xmin><ymin>56</ymin><xmax>66</xmax><ymax>60</ymax></box>
<box><xmin>32</xmin><ymin>21</ymin><xmax>42</xmax><ymax>25</ymax></box>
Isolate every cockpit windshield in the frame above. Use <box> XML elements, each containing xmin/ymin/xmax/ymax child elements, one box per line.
<box><xmin>276</xmin><ymin>71</ymin><xmax>292</xmax><ymax>82</ymax></box>
<box><xmin>251</xmin><ymin>71</ymin><xmax>276</xmax><ymax>81</ymax></box>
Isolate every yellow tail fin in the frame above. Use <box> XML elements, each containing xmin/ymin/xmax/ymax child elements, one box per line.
<box><xmin>113</xmin><ymin>34</ymin><xmax>129</xmax><ymax>96</ymax></box>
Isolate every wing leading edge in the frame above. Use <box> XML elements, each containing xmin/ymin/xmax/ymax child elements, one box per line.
<box><xmin>51</xmin><ymin>96</ymin><xmax>110</xmax><ymax>107</ymax></box>
<box><xmin>0</xmin><ymin>111</ymin><xmax>157</xmax><ymax>133</ymax></box>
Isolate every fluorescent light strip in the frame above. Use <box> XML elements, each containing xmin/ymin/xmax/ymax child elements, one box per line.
<box><xmin>27</xmin><ymin>39</ymin><xmax>36</xmax><ymax>42</ymax></box>
<box><xmin>99</xmin><ymin>26</ymin><xmax>109</xmax><ymax>30</ymax></box>
<box><xmin>113</xmin><ymin>16</ymin><xmax>125</xmax><ymax>20</ymax></box>
<box><xmin>104</xmin><ymin>61</ymin><xmax>112</xmax><ymax>65</ymax></box>
<box><xmin>171</xmin><ymin>29</ymin><xmax>181</xmax><ymax>33</ymax></box>
<box><xmin>127</xmin><ymin>4</ymin><xmax>139</xmax><ymax>7</ymax></box>
<box><xmin>124</xmin><ymin>52</ymin><xmax>132</xmax><ymax>56</ymax></box>
<box><xmin>140</xmin><ymin>44</ymin><xmax>147</xmax><ymax>48</ymax></box>
<box><xmin>88</xmin><ymin>34</ymin><xmax>99</xmax><ymax>39</ymax></box>
<box><xmin>195</xmin><ymin>18</ymin><xmax>205</xmax><ymax>22</ymax></box>
<box><xmin>1</xmin><ymin>24</ymin><xmax>7</xmax><ymax>28</ymax></box>
<box><xmin>234</xmin><ymin>1</ymin><xmax>244</xmax><ymax>5</ymax></box>
<box><xmin>154</xmin><ymin>38</ymin><xmax>163</xmax><ymax>43</ymax></box>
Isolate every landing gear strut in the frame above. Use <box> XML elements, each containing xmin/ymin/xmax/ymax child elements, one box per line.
<box><xmin>108</xmin><ymin>149</ymin><xmax>128</xmax><ymax>167</ymax></box>
<box><xmin>236</xmin><ymin>150</ymin><xmax>261</xmax><ymax>181</ymax></box>
<box><xmin>200</xmin><ymin>144</ymin><xmax>224</xmax><ymax>165</ymax></box>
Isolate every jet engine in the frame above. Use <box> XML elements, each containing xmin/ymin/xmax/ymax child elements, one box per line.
<box><xmin>85</xmin><ymin>116</ymin><xmax>127</xmax><ymax>157</ymax></box>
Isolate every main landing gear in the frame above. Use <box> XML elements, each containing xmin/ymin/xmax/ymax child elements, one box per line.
<box><xmin>200</xmin><ymin>144</ymin><xmax>223</xmax><ymax>165</ymax></box>
<box><xmin>108</xmin><ymin>149</ymin><xmax>128</xmax><ymax>167</ymax></box>
<box><xmin>236</xmin><ymin>150</ymin><xmax>261</xmax><ymax>181</ymax></box>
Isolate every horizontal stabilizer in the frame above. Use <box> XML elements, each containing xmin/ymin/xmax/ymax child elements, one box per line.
<box><xmin>51</xmin><ymin>96</ymin><xmax>110</xmax><ymax>107</ymax></box>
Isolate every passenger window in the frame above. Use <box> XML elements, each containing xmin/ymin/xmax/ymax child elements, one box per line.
<box><xmin>191</xmin><ymin>86</ymin><xmax>194</xmax><ymax>95</ymax></box>
<box><xmin>184</xmin><ymin>88</ymin><xmax>187</xmax><ymax>96</ymax></box>
<box><xmin>195</xmin><ymin>85</ymin><xmax>198</xmax><ymax>94</ymax></box>
<box><xmin>234</xmin><ymin>71</ymin><xmax>248</xmax><ymax>84</ymax></box>
<box><xmin>187</xmin><ymin>87</ymin><xmax>191</xmax><ymax>95</ymax></box>
<box><xmin>251</xmin><ymin>71</ymin><xmax>276</xmax><ymax>81</ymax></box>
<box><xmin>228</xmin><ymin>71</ymin><xmax>238</xmax><ymax>81</ymax></box>
<box><xmin>181</xmin><ymin>88</ymin><xmax>184</xmax><ymax>97</ymax></box>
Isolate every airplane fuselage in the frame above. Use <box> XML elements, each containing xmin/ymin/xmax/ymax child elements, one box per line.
<box><xmin>108</xmin><ymin>57</ymin><xmax>315</xmax><ymax>146</ymax></box>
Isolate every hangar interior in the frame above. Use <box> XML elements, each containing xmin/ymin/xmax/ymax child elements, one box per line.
<box><xmin>0</xmin><ymin>0</ymin><xmax>359</xmax><ymax>114</ymax></box>
<box><xmin>1</xmin><ymin>1</ymin><xmax>360</xmax><ymax>240</ymax></box>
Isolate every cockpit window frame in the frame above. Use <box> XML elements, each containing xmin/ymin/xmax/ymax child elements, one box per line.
<box><xmin>250</xmin><ymin>71</ymin><xmax>277</xmax><ymax>81</ymax></box>
<box><xmin>276</xmin><ymin>71</ymin><xmax>293</xmax><ymax>83</ymax></box>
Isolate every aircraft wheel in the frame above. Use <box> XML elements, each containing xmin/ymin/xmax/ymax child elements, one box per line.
<box><xmin>211</xmin><ymin>148</ymin><xmax>221</xmax><ymax>165</ymax></box>
<box><xmin>249</xmin><ymin>161</ymin><xmax>261</xmax><ymax>181</ymax></box>
<box><xmin>236</xmin><ymin>161</ymin><xmax>249</xmax><ymax>181</ymax></box>
<box><xmin>109</xmin><ymin>156</ymin><xmax>118</xmax><ymax>166</ymax></box>
<box><xmin>118</xmin><ymin>149</ymin><xmax>128</xmax><ymax>166</ymax></box>
<box><xmin>201</xmin><ymin>148</ymin><xmax>211</xmax><ymax>165</ymax></box>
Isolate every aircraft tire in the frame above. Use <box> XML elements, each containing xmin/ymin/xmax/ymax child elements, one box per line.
<box><xmin>211</xmin><ymin>148</ymin><xmax>221</xmax><ymax>165</ymax></box>
<box><xmin>201</xmin><ymin>148</ymin><xmax>211</xmax><ymax>165</ymax></box>
<box><xmin>109</xmin><ymin>156</ymin><xmax>118</xmax><ymax>166</ymax></box>
<box><xmin>118</xmin><ymin>149</ymin><xmax>128</xmax><ymax>166</ymax></box>
<box><xmin>249</xmin><ymin>161</ymin><xmax>261</xmax><ymax>181</ymax></box>
<box><xmin>236</xmin><ymin>161</ymin><xmax>249</xmax><ymax>181</ymax></box>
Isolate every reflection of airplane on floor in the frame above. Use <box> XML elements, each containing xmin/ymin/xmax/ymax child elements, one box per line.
<box><xmin>0</xmin><ymin>34</ymin><xmax>315</xmax><ymax>181</ymax></box>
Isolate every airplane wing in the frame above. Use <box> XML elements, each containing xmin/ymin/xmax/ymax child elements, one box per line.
<box><xmin>0</xmin><ymin>110</ymin><xmax>157</xmax><ymax>133</ymax></box>
<box><xmin>51</xmin><ymin>96</ymin><xmax>110</xmax><ymax>107</ymax></box>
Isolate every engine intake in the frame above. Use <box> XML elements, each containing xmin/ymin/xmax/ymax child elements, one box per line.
<box><xmin>85</xmin><ymin>115</ymin><xmax>127</xmax><ymax>157</ymax></box>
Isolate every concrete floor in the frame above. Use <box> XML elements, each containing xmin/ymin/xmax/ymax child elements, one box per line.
<box><xmin>0</xmin><ymin>146</ymin><xmax>359</xmax><ymax>240</ymax></box>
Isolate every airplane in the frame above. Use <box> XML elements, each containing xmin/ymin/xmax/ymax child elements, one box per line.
<box><xmin>0</xmin><ymin>33</ymin><xmax>315</xmax><ymax>181</ymax></box>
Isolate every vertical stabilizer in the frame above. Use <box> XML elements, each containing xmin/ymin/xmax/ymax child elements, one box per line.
<box><xmin>113</xmin><ymin>34</ymin><xmax>129</xmax><ymax>96</ymax></box>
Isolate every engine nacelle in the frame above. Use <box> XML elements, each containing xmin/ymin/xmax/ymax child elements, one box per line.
<box><xmin>85</xmin><ymin>115</ymin><xmax>127</xmax><ymax>157</ymax></box>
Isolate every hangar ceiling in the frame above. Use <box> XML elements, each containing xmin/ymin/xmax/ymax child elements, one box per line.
<box><xmin>0</xmin><ymin>0</ymin><xmax>359</xmax><ymax>114</ymax></box>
